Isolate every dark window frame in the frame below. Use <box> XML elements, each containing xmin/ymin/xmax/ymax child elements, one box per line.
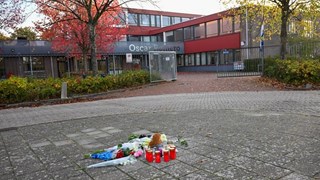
<box><xmin>184</xmin><ymin>26</ymin><xmax>194</xmax><ymax>41</ymax></box>
<box><xmin>140</xmin><ymin>14</ymin><xmax>150</xmax><ymax>26</ymax></box>
<box><xmin>194</xmin><ymin>23</ymin><xmax>206</xmax><ymax>39</ymax></box>
<box><xmin>128</xmin><ymin>13</ymin><xmax>138</xmax><ymax>25</ymax></box>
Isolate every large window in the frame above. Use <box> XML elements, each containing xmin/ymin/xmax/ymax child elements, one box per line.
<box><xmin>23</xmin><ymin>57</ymin><xmax>32</xmax><ymax>72</ymax></box>
<box><xmin>156</xmin><ymin>33</ymin><xmax>163</xmax><ymax>42</ymax></box>
<box><xmin>150</xmin><ymin>15</ymin><xmax>161</xmax><ymax>27</ymax></box>
<box><xmin>174</xmin><ymin>28</ymin><xmax>183</xmax><ymax>42</ymax></box>
<box><xmin>23</xmin><ymin>56</ymin><xmax>45</xmax><ymax>76</ymax></box>
<box><xmin>185</xmin><ymin>54</ymin><xmax>195</xmax><ymax>66</ymax></box>
<box><xmin>206</xmin><ymin>20</ymin><xmax>219</xmax><ymax>37</ymax></box>
<box><xmin>163</xmin><ymin>16</ymin><xmax>171</xmax><ymax>27</ymax></box>
<box><xmin>182</xmin><ymin>17</ymin><xmax>190</xmax><ymax>22</ymax></box>
<box><xmin>140</xmin><ymin>14</ymin><xmax>150</xmax><ymax>26</ymax></box>
<box><xmin>184</xmin><ymin>26</ymin><xmax>194</xmax><ymax>41</ymax></box>
<box><xmin>234</xmin><ymin>16</ymin><xmax>241</xmax><ymax>32</ymax></box>
<box><xmin>142</xmin><ymin>36</ymin><xmax>150</xmax><ymax>42</ymax></box>
<box><xmin>194</xmin><ymin>23</ymin><xmax>206</xmax><ymax>39</ymax></box>
<box><xmin>127</xmin><ymin>35</ymin><xmax>141</xmax><ymax>41</ymax></box>
<box><xmin>118</xmin><ymin>12</ymin><xmax>126</xmax><ymax>25</ymax></box>
<box><xmin>220</xmin><ymin>17</ymin><xmax>233</xmax><ymax>35</ymax></box>
<box><xmin>156</xmin><ymin>15</ymin><xmax>161</xmax><ymax>27</ymax></box>
<box><xmin>201</xmin><ymin>52</ymin><xmax>206</xmax><ymax>65</ymax></box>
<box><xmin>235</xmin><ymin>50</ymin><xmax>241</xmax><ymax>61</ymax></box>
<box><xmin>165</xmin><ymin>31</ymin><xmax>174</xmax><ymax>42</ymax></box>
<box><xmin>207</xmin><ymin>52</ymin><xmax>219</xmax><ymax>65</ymax></box>
<box><xmin>150</xmin><ymin>15</ymin><xmax>156</xmax><ymax>27</ymax></box>
<box><xmin>98</xmin><ymin>60</ymin><xmax>107</xmax><ymax>72</ymax></box>
<box><xmin>184</xmin><ymin>55</ymin><xmax>189</xmax><ymax>66</ymax></box>
<box><xmin>128</xmin><ymin>13</ymin><xmax>138</xmax><ymax>25</ymax></box>
<box><xmin>150</xmin><ymin>36</ymin><xmax>157</xmax><ymax>42</ymax></box>
<box><xmin>195</xmin><ymin>53</ymin><xmax>201</xmax><ymax>66</ymax></box>
<box><xmin>221</xmin><ymin>50</ymin><xmax>234</xmax><ymax>65</ymax></box>
<box><xmin>178</xmin><ymin>55</ymin><xmax>184</xmax><ymax>66</ymax></box>
<box><xmin>172</xmin><ymin>17</ymin><xmax>181</xmax><ymax>24</ymax></box>
<box><xmin>189</xmin><ymin>54</ymin><xmax>195</xmax><ymax>66</ymax></box>
<box><xmin>32</xmin><ymin>57</ymin><xmax>45</xmax><ymax>71</ymax></box>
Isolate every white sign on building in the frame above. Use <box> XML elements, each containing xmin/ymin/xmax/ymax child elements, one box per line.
<box><xmin>126</xmin><ymin>53</ymin><xmax>132</xmax><ymax>63</ymax></box>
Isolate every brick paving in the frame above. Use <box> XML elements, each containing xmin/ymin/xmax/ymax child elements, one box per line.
<box><xmin>95</xmin><ymin>72</ymin><xmax>276</xmax><ymax>99</ymax></box>
<box><xmin>0</xmin><ymin>73</ymin><xmax>319</xmax><ymax>180</ymax></box>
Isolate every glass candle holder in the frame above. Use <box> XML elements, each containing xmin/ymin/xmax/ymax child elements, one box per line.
<box><xmin>163</xmin><ymin>149</ymin><xmax>169</xmax><ymax>162</ymax></box>
<box><xmin>155</xmin><ymin>151</ymin><xmax>161</xmax><ymax>163</ymax></box>
<box><xmin>169</xmin><ymin>146</ymin><xmax>176</xmax><ymax>160</ymax></box>
<box><xmin>146</xmin><ymin>149</ymin><xmax>153</xmax><ymax>163</ymax></box>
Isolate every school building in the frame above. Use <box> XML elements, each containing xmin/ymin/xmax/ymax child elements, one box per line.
<box><xmin>0</xmin><ymin>7</ymin><xmax>280</xmax><ymax>78</ymax></box>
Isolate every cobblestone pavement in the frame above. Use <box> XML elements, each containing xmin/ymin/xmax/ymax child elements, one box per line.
<box><xmin>0</xmin><ymin>74</ymin><xmax>319</xmax><ymax>180</ymax></box>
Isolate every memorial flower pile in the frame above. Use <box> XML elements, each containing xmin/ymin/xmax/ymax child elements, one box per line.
<box><xmin>85</xmin><ymin>133</ymin><xmax>181</xmax><ymax>168</ymax></box>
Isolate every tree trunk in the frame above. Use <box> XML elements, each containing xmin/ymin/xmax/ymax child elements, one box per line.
<box><xmin>74</xmin><ymin>58</ymin><xmax>78</xmax><ymax>72</ymax></box>
<box><xmin>280</xmin><ymin>7</ymin><xmax>289</xmax><ymax>59</ymax></box>
<box><xmin>89</xmin><ymin>23</ymin><xmax>98</xmax><ymax>75</ymax></box>
<box><xmin>83</xmin><ymin>53</ymin><xmax>88</xmax><ymax>73</ymax></box>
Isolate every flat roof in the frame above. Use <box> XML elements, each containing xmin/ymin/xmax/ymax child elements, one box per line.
<box><xmin>126</xmin><ymin>8</ymin><xmax>203</xmax><ymax>18</ymax></box>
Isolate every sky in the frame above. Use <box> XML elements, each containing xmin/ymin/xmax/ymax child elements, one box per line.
<box><xmin>21</xmin><ymin>0</ymin><xmax>228</xmax><ymax>28</ymax></box>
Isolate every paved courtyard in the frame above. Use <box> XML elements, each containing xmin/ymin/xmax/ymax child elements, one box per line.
<box><xmin>0</xmin><ymin>82</ymin><xmax>320</xmax><ymax>179</ymax></box>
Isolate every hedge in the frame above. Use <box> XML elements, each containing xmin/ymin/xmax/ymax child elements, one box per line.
<box><xmin>264</xmin><ymin>58</ymin><xmax>320</xmax><ymax>85</ymax></box>
<box><xmin>0</xmin><ymin>70</ymin><xmax>150</xmax><ymax>104</ymax></box>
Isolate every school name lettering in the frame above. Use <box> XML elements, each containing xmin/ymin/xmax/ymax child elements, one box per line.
<box><xmin>128</xmin><ymin>44</ymin><xmax>181</xmax><ymax>52</ymax></box>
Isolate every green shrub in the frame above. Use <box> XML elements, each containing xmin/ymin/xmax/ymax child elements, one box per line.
<box><xmin>0</xmin><ymin>76</ymin><xmax>29</xmax><ymax>103</ymax></box>
<box><xmin>0</xmin><ymin>70</ymin><xmax>150</xmax><ymax>104</ymax></box>
<box><xmin>264</xmin><ymin>58</ymin><xmax>320</xmax><ymax>85</ymax></box>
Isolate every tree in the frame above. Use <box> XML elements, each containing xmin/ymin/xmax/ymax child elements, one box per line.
<box><xmin>35</xmin><ymin>0</ymin><xmax>156</xmax><ymax>75</ymax></box>
<box><xmin>289</xmin><ymin>1</ymin><xmax>320</xmax><ymax>41</ymax></box>
<box><xmin>10</xmin><ymin>27</ymin><xmax>37</xmax><ymax>40</ymax></box>
<box><xmin>221</xmin><ymin>0</ymin><xmax>320</xmax><ymax>59</ymax></box>
<box><xmin>0</xmin><ymin>0</ymin><xmax>25</xmax><ymax>31</ymax></box>
<box><xmin>37</xmin><ymin>4</ymin><xmax>127</xmax><ymax>72</ymax></box>
<box><xmin>0</xmin><ymin>32</ymin><xmax>10</xmax><ymax>40</ymax></box>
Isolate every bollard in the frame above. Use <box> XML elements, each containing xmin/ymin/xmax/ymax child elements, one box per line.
<box><xmin>61</xmin><ymin>82</ymin><xmax>68</xmax><ymax>99</ymax></box>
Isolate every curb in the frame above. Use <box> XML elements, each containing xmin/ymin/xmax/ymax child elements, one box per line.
<box><xmin>0</xmin><ymin>82</ymin><xmax>166</xmax><ymax>110</ymax></box>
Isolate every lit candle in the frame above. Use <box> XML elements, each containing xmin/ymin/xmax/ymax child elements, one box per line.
<box><xmin>163</xmin><ymin>149</ymin><xmax>169</xmax><ymax>162</ymax></box>
<box><xmin>169</xmin><ymin>146</ymin><xmax>176</xmax><ymax>160</ymax></box>
<box><xmin>155</xmin><ymin>150</ymin><xmax>161</xmax><ymax>163</ymax></box>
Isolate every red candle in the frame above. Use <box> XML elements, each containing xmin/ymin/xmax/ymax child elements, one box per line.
<box><xmin>155</xmin><ymin>151</ymin><xmax>161</xmax><ymax>163</ymax></box>
<box><xmin>146</xmin><ymin>149</ymin><xmax>153</xmax><ymax>163</ymax></box>
<box><xmin>169</xmin><ymin>146</ymin><xmax>176</xmax><ymax>160</ymax></box>
<box><xmin>163</xmin><ymin>149</ymin><xmax>169</xmax><ymax>162</ymax></box>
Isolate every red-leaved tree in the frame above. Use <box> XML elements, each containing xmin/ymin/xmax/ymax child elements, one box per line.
<box><xmin>0</xmin><ymin>0</ymin><xmax>25</xmax><ymax>31</ymax></box>
<box><xmin>35</xmin><ymin>0</ymin><xmax>156</xmax><ymax>75</ymax></box>
<box><xmin>37</xmin><ymin>2</ymin><xmax>127</xmax><ymax>73</ymax></box>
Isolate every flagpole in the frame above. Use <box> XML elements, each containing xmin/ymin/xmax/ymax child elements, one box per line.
<box><xmin>261</xmin><ymin>28</ymin><xmax>264</xmax><ymax>76</ymax></box>
<box><xmin>245</xmin><ymin>4</ymin><xmax>249</xmax><ymax>59</ymax></box>
<box><xmin>261</xmin><ymin>0</ymin><xmax>265</xmax><ymax>76</ymax></box>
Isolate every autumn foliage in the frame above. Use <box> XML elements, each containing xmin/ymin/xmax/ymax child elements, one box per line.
<box><xmin>0</xmin><ymin>0</ymin><xmax>24</xmax><ymax>31</ymax></box>
<box><xmin>35</xmin><ymin>0</ymin><xmax>128</xmax><ymax>71</ymax></box>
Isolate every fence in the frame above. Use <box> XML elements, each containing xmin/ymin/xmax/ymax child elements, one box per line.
<box><xmin>217</xmin><ymin>42</ymin><xmax>320</xmax><ymax>78</ymax></box>
<box><xmin>217</xmin><ymin>47</ymin><xmax>263</xmax><ymax>77</ymax></box>
<box><xmin>287</xmin><ymin>41</ymin><xmax>320</xmax><ymax>58</ymax></box>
